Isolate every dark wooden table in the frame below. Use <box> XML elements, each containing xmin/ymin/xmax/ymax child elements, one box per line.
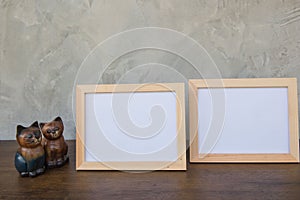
<box><xmin>1</xmin><ymin>140</ymin><xmax>300</xmax><ymax>200</ymax></box>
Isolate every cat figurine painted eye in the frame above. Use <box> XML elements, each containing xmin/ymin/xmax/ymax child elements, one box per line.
<box><xmin>15</xmin><ymin>121</ymin><xmax>46</xmax><ymax>177</ymax></box>
<box><xmin>39</xmin><ymin>116</ymin><xmax>69</xmax><ymax>168</ymax></box>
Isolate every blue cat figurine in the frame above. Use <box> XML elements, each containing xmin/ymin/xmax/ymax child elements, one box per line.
<box><xmin>15</xmin><ymin>121</ymin><xmax>45</xmax><ymax>177</ymax></box>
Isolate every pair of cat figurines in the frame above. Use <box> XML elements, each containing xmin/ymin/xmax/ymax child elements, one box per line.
<box><xmin>14</xmin><ymin>116</ymin><xmax>69</xmax><ymax>177</ymax></box>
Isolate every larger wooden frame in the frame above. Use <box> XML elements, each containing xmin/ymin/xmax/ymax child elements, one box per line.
<box><xmin>189</xmin><ymin>78</ymin><xmax>299</xmax><ymax>163</ymax></box>
<box><xmin>76</xmin><ymin>83</ymin><xmax>186</xmax><ymax>170</ymax></box>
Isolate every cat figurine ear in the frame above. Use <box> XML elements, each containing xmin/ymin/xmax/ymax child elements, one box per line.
<box><xmin>16</xmin><ymin>125</ymin><xmax>25</xmax><ymax>144</ymax></box>
<box><xmin>15</xmin><ymin>122</ymin><xmax>46</xmax><ymax>177</ymax></box>
<box><xmin>30</xmin><ymin>121</ymin><xmax>39</xmax><ymax>128</ymax></box>
<box><xmin>39</xmin><ymin>122</ymin><xmax>45</xmax><ymax>129</ymax></box>
<box><xmin>16</xmin><ymin>125</ymin><xmax>25</xmax><ymax>137</ymax></box>
<box><xmin>54</xmin><ymin>117</ymin><xmax>62</xmax><ymax>122</ymax></box>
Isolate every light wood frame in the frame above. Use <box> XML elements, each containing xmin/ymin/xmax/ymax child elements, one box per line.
<box><xmin>189</xmin><ymin>78</ymin><xmax>299</xmax><ymax>163</ymax></box>
<box><xmin>76</xmin><ymin>83</ymin><xmax>186</xmax><ymax>170</ymax></box>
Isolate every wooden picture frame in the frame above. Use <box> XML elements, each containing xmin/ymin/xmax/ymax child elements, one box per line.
<box><xmin>189</xmin><ymin>78</ymin><xmax>299</xmax><ymax>163</ymax></box>
<box><xmin>76</xmin><ymin>83</ymin><xmax>186</xmax><ymax>170</ymax></box>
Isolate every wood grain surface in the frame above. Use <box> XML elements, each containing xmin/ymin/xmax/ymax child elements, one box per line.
<box><xmin>1</xmin><ymin>140</ymin><xmax>300</xmax><ymax>200</ymax></box>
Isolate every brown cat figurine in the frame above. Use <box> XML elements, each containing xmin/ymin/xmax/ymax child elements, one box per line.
<box><xmin>39</xmin><ymin>117</ymin><xmax>69</xmax><ymax>168</ymax></box>
<box><xmin>15</xmin><ymin>121</ymin><xmax>45</xmax><ymax>177</ymax></box>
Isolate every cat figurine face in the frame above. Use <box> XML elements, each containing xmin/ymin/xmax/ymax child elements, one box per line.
<box><xmin>15</xmin><ymin>121</ymin><xmax>45</xmax><ymax>177</ymax></box>
<box><xmin>16</xmin><ymin>121</ymin><xmax>42</xmax><ymax>148</ymax></box>
<box><xmin>40</xmin><ymin>117</ymin><xmax>64</xmax><ymax>140</ymax></box>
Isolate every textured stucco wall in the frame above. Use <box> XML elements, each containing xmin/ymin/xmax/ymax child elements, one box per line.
<box><xmin>1</xmin><ymin>0</ymin><xmax>300</xmax><ymax>140</ymax></box>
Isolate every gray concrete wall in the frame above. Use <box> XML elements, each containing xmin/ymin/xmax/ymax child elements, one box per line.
<box><xmin>1</xmin><ymin>0</ymin><xmax>300</xmax><ymax>140</ymax></box>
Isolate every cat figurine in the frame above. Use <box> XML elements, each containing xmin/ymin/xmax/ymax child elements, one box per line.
<box><xmin>15</xmin><ymin>121</ymin><xmax>45</xmax><ymax>177</ymax></box>
<box><xmin>39</xmin><ymin>116</ymin><xmax>69</xmax><ymax>168</ymax></box>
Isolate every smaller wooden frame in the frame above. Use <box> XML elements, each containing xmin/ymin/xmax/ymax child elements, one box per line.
<box><xmin>76</xmin><ymin>83</ymin><xmax>186</xmax><ymax>170</ymax></box>
<box><xmin>189</xmin><ymin>78</ymin><xmax>299</xmax><ymax>163</ymax></box>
